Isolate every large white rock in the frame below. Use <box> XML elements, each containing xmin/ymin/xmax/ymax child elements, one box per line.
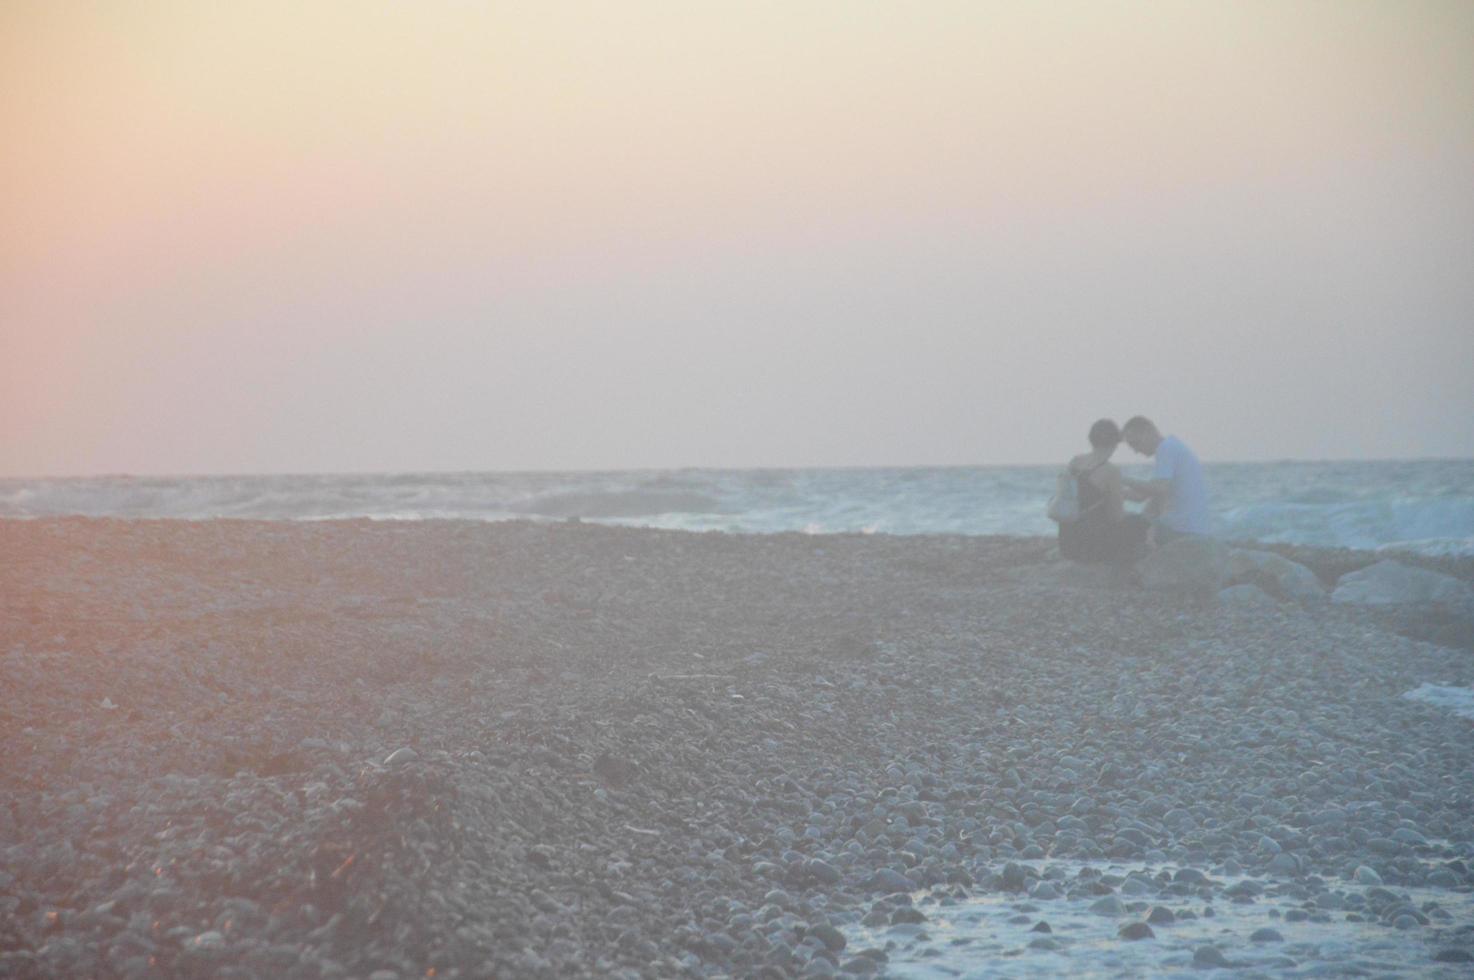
<box><xmin>1228</xmin><ymin>549</ymin><xmax>1327</xmax><ymax>601</ymax></box>
<box><xmin>1331</xmin><ymin>560</ymin><xmax>1474</xmax><ymax>607</ymax></box>
<box><xmin>1138</xmin><ymin>536</ymin><xmax>1230</xmax><ymax>595</ymax></box>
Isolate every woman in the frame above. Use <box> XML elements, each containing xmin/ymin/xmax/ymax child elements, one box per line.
<box><xmin>1058</xmin><ymin>419</ymin><xmax>1150</xmax><ymax>564</ymax></box>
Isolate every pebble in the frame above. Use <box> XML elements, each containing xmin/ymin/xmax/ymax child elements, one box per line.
<box><xmin>1194</xmin><ymin>945</ymin><xmax>1231</xmax><ymax>967</ymax></box>
<box><xmin>1118</xmin><ymin>922</ymin><xmax>1154</xmax><ymax>940</ymax></box>
<box><xmin>810</xmin><ymin>924</ymin><xmax>847</xmax><ymax>953</ymax></box>
<box><xmin>1267</xmin><ymin>853</ymin><xmax>1298</xmax><ymax>875</ymax></box>
<box><xmin>870</xmin><ymin>869</ymin><xmax>912</xmax><ymax>894</ymax></box>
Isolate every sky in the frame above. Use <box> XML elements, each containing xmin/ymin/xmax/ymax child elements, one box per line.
<box><xmin>3</xmin><ymin>1</ymin><xmax>1472</xmax><ymax>476</ymax></box>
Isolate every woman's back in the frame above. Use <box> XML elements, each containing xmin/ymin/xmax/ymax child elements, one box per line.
<box><xmin>1069</xmin><ymin>454</ymin><xmax>1116</xmax><ymax>522</ymax></box>
<box><xmin>1060</xmin><ymin>454</ymin><xmax>1135</xmax><ymax>563</ymax></box>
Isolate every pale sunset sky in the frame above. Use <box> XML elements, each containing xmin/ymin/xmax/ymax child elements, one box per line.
<box><xmin>3</xmin><ymin>1</ymin><xmax>1471</xmax><ymax>476</ymax></box>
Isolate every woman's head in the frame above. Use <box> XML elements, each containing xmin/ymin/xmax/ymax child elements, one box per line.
<box><xmin>1088</xmin><ymin>418</ymin><xmax>1121</xmax><ymax>450</ymax></box>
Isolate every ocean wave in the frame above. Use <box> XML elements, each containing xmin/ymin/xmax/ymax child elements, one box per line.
<box><xmin>513</xmin><ymin>489</ymin><xmax>725</xmax><ymax>519</ymax></box>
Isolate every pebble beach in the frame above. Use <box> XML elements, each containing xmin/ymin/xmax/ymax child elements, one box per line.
<box><xmin>3</xmin><ymin>518</ymin><xmax>1473</xmax><ymax>978</ymax></box>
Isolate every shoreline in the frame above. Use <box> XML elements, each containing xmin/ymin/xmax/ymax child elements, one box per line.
<box><xmin>3</xmin><ymin>519</ymin><xmax>1472</xmax><ymax>977</ymax></box>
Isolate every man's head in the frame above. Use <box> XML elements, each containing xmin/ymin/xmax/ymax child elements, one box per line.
<box><xmin>1121</xmin><ymin>416</ymin><xmax>1162</xmax><ymax>456</ymax></box>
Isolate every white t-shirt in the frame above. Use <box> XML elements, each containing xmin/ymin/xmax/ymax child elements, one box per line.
<box><xmin>1153</xmin><ymin>435</ymin><xmax>1210</xmax><ymax>534</ymax></box>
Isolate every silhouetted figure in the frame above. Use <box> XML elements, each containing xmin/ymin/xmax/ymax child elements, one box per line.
<box><xmin>1121</xmin><ymin>416</ymin><xmax>1211</xmax><ymax>544</ymax></box>
<box><xmin>1058</xmin><ymin>419</ymin><xmax>1150</xmax><ymax>564</ymax></box>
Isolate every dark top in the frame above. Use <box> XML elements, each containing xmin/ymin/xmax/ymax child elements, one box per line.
<box><xmin>1075</xmin><ymin>460</ymin><xmax>1107</xmax><ymax>521</ymax></box>
<box><xmin>1059</xmin><ymin>460</ymin><xmax>1146</xmax><ymax>564</ymax></box>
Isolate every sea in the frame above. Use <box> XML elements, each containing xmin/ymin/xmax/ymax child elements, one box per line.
<box><xmin>3</xmin><ymin>459</ymin><xmax>1473</xmax><ymax>557</ymax></box>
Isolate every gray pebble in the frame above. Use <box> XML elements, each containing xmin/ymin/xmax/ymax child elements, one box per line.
<box><xmin>1194</xmin><ymin>945</ymin><xmax>1231</xmax><ymax>967</ymax></box>
<box><xmin>1118</xmin><ymin>922</ymin><xmax>1154</xmax><ymax>940</ymax></box>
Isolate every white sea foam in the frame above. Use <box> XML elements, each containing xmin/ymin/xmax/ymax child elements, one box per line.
<box><xmin>2</xmin><ymin>460</ymin><xmax>1472</xmax><ymax>555</ymax></box>
<box><xmin>1403</xmin><ymin>683</ymin><xmax>1474</xmax><ymax>719</ymax></box>
<box><xmin>844</xmin><ymin>863</ymin><xmax>1474</xmax><ymax>978</ymax></box>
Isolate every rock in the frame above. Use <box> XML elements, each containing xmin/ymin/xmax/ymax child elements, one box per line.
<box><xmin>804</xmin><ymin>958</ymin><xmax>839</xmax><ymax>978</ymax></box>
<box><xmin>1331</xmin><ymin>560</ymin><xmax>1474</xmax><ymax>607</ymax></box>
<box><xmin>1147</xmin><ymin>906</ymin><xmax>1175</xmax><ymax>925</ymax></box>
<box><xmin>1029</xmin><ymin>921</ymin><xmax>1052</xmax><ymax>934</ymax></box>
<box><xmin>1120</xmin><ymin>877</ymin><xmax>1153</xmax><ymax>897</ymax></box>
<box><xmin>383</xmin><ymin>747</ymin><xmax>419</xmax><ymax>766</ymax></box>
<box><xmin>810</xmin><ymin>924</ymin><xmax>846</xmax><ymax>953</ymax></box>
<box><xmin>1228</xmin><ymin>549</ymin><xmax>1326</xmax><ymax>601</ymax></box>
<box><xmin>1001</xmin><ymin>863</ymin><xmax>1029</xmax><ymax>892</ymax></box>
<box><xmin>1089</xmin><ymin>896</ymin><xmax>1125</xmax><ymax>916</ymax></box>
<box><xmin>1224</xmin><ymin>880</ymin><xmax>1261</xmax><ymax>900</ymax></box>
<box><xmin>1267</xmin><ymin>853</ymin><xmax>1298</xmax><ymax>876</ymax></box>
<box><xmin>1118</xmin><ymin>922</ymin><xmax>1155</xmax><ymax>940</ymax></box>
<box><xmin>1250</xmin><ymin>927</ymin><xmax>1283</xmax><ymax>943</ymax></box>
<box><xmin>1434</xmin><ymin>949</ymin><xmax>1473</xmax><ymax>964</ymax></box>
<box><xmin>841</xmin><ymin>952</ymin><xmax>885</xmax><ymax>976</ymax></box>
<box><xmin>1029</xmin><ymin>881</ymin><xmax>1060</xmax><ymax>900</ymax></box>
<box><xmin>1138</xmin><ymin>537</ymin><xmax>1229</xmax><ymax>595</ymax></box>
<box><xmin>869</xmin><ymin>869</ymin><xmax>912</xmax><ymax>893</ymax></box>
<box><xmin>806</xmin><ymin>859</ymin><xmax>841</xmax><ymax>885</ymax></box>
<box><xmin>1354</xmin><ymin>865</ymin><xmax>1383</xmax><ymax>886</ymax></box>
<box><xmin>1193</xmin><ymin>945</ymin><xmax>1231</xmax><ymax>968</ymax></box>
<box><xmin>1219</xmin><ymin>584</ymin><xmax>1277</xmax><ymax>607</ymax></box>
<box><xmin>1427</xmin><ymin>868</ymin><xmax>1460</xmax><ymax>888</ymax></box>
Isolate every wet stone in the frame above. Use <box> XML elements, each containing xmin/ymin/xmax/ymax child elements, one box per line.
<box><xmin>1194</xmin><ymin>945</ymin><xmax>1231</xmax><ymax>967</ymax></box>
<box><xmin>1118</xmin><ymin>922</ymin><xmax>1154</xmax><ymax>941</ymax></box>
<box><xmin>1147</xmin><ymin>906</ymin><xmax>1175</xmax><ymax>925</ymax></box>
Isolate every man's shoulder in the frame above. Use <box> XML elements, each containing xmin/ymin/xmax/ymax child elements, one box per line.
<box><xmin>1162</xmin><ymin>435</ymin><xmax>1197</xmax><ymax>460</ymax></box>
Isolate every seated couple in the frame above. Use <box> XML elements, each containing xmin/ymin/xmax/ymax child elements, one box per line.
<box><xmin>1058</xmin><ymin>416</ymin><xmax>1210</xmax><ymax>565</ymax></box>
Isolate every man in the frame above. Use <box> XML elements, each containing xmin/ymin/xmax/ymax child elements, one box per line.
<box><xmin>1120</xmin><ymin>416</ymin><xmax>1210</xmax><ymax>543</ymax></box>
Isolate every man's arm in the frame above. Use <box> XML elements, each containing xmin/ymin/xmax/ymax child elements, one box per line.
<box><xmin>1122</xmin><ymin>477</ymin><xmax>1172</xmax><ymax>503</ymax></box>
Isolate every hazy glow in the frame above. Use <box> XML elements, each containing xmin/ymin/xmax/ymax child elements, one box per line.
<box><xmin>4</xmin><ymin>1</ymin><xmax>1472</xmax><ymax>475</ymax></box>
